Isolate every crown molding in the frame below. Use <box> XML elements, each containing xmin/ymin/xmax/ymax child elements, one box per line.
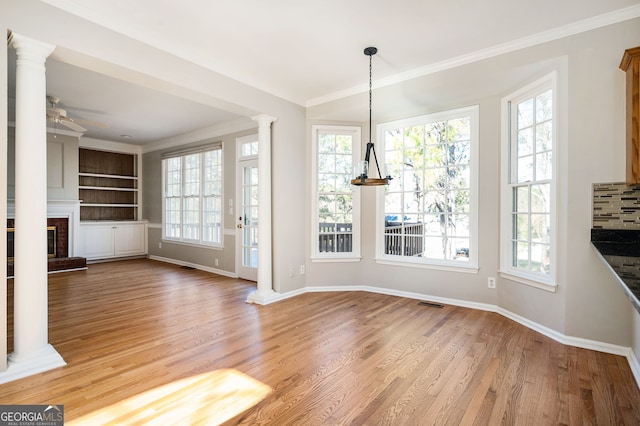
<box><xmin>306</xmin><ymin>4</ymin><xmax>640</xmax><ymax>107</ymax></box>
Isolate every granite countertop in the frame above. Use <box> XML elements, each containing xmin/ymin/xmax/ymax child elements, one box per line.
<box><xmin>591</xmin><ymin>229</ymin><xmax>640</xmax><ymax>313</ymax></box>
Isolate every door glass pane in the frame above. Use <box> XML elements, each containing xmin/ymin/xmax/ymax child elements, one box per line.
<box><xmin>242</xmin><ymin>164</ymin><xmax>258</xmax><ymax>269</ymax></box>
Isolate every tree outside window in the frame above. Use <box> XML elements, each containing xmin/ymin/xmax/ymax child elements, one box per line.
<box><xmin>381</xmin><ymin>107</ymin><xmax>478</xmax><ymax>267</ymax></box>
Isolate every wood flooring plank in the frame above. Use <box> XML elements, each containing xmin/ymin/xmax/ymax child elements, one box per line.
<box><xmin>1</xmin><ymin>259</ymin><xmax>639</xmax><ymax>425</ymax></box>
<box><xmin>458</xmin><ymin>357</ymin><xmax>500</xmax><ymax>426</ymax></box>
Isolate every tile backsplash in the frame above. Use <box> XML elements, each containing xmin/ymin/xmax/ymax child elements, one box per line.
<box><xmin>593</xmin><ymin>182</ymin><xmax>640</xmax><ymax>229</ymax></box>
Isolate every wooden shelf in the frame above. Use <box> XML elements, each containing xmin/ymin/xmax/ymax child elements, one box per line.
<box><xmin>79</xmin><ymin>172</ymin><xmax>137</xmax><ymax>179</ymax></box>
<box><xmin>79</xmin><ymin>148</ymin><xmax>138</xmax><ymax>221</ymax></box>
<box><xmin>79</xmin><ymin>186</ymin><xmax>138</xmax><ymax>192</ymax></box>
<box><xmin>81</xmin><ymin>203</ymin><xmax>138</xmax><ymax>207</ymax></box>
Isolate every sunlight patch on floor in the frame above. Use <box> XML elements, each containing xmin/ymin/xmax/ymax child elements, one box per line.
<box><xmin>67</xmin><ymin>369</ymin><xmax>272</xmax><ymax>425</ymax></box>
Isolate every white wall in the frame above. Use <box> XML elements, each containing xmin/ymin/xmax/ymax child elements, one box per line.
<box><xmin>561</xmin><ymin>25</ymin><xmax>634</xmax><ymax>343</ymax></box>
<box><xmin>307</xmin><ymin>18</ymin><xmax>640</xmax><ymax>346</ymax></box>
<box><xmin>7</xmin><ymin>128</ymin><xmax>79</xmax><ymax>201</ymax></box>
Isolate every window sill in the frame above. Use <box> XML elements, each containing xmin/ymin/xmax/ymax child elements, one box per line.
<box><xmin>161</xmin><ymin>239</ymin><xmax>223</xmax><ymax>251</ymax></box>
<box><xmin>311</xmin><ymin>256</ymin><xmax>361</xmax><ymax>263</ymax></box>
<box><xmin>375</xmin><ymin>256</ymin><xmax>479</xmax><ymax>273</ymax></box>
<box><xmin>499</xmin><ymin>270</ymin><xmax>557</xmax><ymax>293</ymax></box>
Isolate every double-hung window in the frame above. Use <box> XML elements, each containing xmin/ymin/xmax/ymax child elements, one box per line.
<box><xmin>162</xmin><ymin>144</ymin><xmax>223</xmax><ymax>247</ymax></box>
<box><xmin>379</xmin><ymin>106</ymin><xmax>479</xmax><ymax>270</ymax></box>
<box><xmin>311</xmin><ymin>125</ymin><xmax>361</xmax><ymax>260</ymax></box>
<box><xmin>501</xmin><ymin>73</ymin><xmax>557</xmax><ymax>289</ymax></box>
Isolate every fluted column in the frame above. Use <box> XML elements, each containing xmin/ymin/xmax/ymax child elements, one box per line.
<box><xmin>1</xmin><ymin>33</ymin><xmax>65</xmax><ymax>383</ymax></box>
<box><xmin>246</xmin><ymin>114</ymin><xmax>278</xmax><ymax>305</ymax></box>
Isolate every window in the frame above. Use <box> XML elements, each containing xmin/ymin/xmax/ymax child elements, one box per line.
<box><xmin>239</xmin><ymin>137</ymin><xmax>258</xmax><ymax>158</ymax></box>
<box><xmin>162</xmin><ymin>145</ymin><xmax>223</xmax><ymax>247</ymax></box>
<box><xmin>501</xmin><ymin>73</ymin><xmax>556</xmax><ymax>289</ymax></box>
<box><xmin>311</xmin><ymin>125</ymin><xmax>361</xmax><ymax>260</ymax></box>
<box><xmin>379</xmin><ymin>106</ymin><xmax>479</xmax><ymax>271</ymax></box>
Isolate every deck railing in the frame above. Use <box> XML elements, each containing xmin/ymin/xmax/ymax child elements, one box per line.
<box><xmin>318</xmin><ymin>223</ymin><xmax>353</xmax><ymax>253</ymax></box>
<box><xmin>318</xmin><ymin>222</ymin><xmax>424</xmax><ymax>257</ymax></box>
<box><xmin>384</xmin><ymin>222</ymin><xmax>424</xmax><ymax>256</ymax></box>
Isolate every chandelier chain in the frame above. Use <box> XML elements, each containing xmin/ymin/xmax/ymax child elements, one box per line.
<box><xmin>369</xmin><ymin>53</ymin><xmax>372</xmax><ymax>118</ymax></box>
<box><xmin>368</xmin><ymin>53</ymin><xmax>383</xmax><ymax>179</ymax></box>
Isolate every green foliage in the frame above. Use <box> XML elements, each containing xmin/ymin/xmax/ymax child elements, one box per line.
<box><xmin>384</xmin><ymin>116</ymin><xmax>472</xmax><ymax>259</ymax></box>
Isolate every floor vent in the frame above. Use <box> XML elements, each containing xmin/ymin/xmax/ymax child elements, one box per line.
<box><xmin>180</xmin><ymin>265</ymin><xmax>196</xmax><ymax>270</ymax></box>
<box><xmin>418</xmin><ymin>301</ymin><xmax>444</xmax><ymax>308</ymax></box>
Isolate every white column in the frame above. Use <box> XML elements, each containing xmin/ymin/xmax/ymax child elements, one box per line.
<box><xmin>246</xmin><ymin>114</ymin><xmax>279</xmax><ymax>305</ymax></box>
<box><xmin>1</xmin><ymin>33</ymin><xmax>65</xmax><ymax>384</ymax></box>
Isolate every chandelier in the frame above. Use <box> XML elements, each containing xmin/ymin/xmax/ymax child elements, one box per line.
<box><xmin>351</xmin><ymin>47</ymin><xmax>392</xmax><ymax>186</ymax></box>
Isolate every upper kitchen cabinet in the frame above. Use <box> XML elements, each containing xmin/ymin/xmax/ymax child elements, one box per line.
<box><xmin>620</xmin><ymin>46</ymin><xmax>640</xmax><ymax>186</ymax></box>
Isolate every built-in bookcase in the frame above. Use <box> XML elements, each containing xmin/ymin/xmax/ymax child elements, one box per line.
<box><xmin>79</xmin><ymin>148</ymin><xmax>138</xmax><ymax>221</ymax></box>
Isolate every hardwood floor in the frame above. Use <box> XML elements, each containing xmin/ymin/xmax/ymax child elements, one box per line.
<box><xmin>2</xmin><ymin>258</ymin><xmax>640</xmax><ymax>425</ymax></box>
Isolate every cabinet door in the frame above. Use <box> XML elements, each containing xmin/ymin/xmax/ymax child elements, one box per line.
<box><xmin>114</xmin><ymin>224</ymin><xmax>146</xmax><ymax>257</ymax></box>
<box><xmin>82</xmin><ymin>225</ymin><xmax>115</xmax><ymax>259</ymax></box>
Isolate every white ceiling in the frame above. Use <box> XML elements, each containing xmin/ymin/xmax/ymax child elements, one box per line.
<box><xmin>7</xmin><ymin>49</ymin><xmax>244</xmax><ymax>145</ymax></box>
<box><xmin>12</xmin><ymin>0</ymin><xmax>640</xmax><ymax>144</ymax></box>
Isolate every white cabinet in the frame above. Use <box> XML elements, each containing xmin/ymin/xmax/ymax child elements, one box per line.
<box><xmin>114</xmin><ymin>224</ymin><xmax>146</xmax><ymax>256</ymax></box>
<box><xmin>81</xmin><ymin>221</ymin><xmax>147</xmax><ymax>260</ymax></box>
<box><xmin>82</xmin><ymin>225</ymin><xmax>114</xmax><ymax>259</ymax></box>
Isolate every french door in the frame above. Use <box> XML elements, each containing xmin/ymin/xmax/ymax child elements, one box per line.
<box><xmin>236</xmin><ymin>158</ymin><xmax>258</xmax><ymax>281</ymax></box>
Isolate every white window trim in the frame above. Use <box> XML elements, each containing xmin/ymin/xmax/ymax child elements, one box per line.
<box><xmin>311</xmin><ymin>125</ymin><xmax>362</xmax><ymax>261</ymax></box>
<box><xmin>499</xmin><ymin>71</ymin><xmax>559</xmax><ymax>291</ymax></box>
<box><xmin>161</xmin><ymin>145</ymin><xmax>224</xmax><ymax>249</ymax></box>
<box><xmin>375</xmin><ymin>106</ymin><xmax>480</xmax><ymax>273</ymax></box>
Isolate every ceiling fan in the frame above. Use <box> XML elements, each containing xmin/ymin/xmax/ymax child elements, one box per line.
<box><xmin>46</xmin><ymin>96</ymin><xmax>109</xmax><ymax>133</ymax></box>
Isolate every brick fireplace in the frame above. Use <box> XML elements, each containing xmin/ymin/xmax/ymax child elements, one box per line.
<box><xmin>7</xmin><ymin>202</ymin><xmax>87</xmax><ymax>276</ymax></box>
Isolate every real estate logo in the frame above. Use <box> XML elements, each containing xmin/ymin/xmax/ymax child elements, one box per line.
<box><xmin>0</xmin><ymin>405</ymin><xmax>63</xmax><ymax>426</ymax></box>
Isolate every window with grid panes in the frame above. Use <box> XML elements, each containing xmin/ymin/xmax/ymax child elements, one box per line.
<box><xmin>379</xmin><ymin>106</ymin><xmax>478</xmax><ymax>270</ymax></box>
<box><xmin>501</xmin><ymin>73</ymin><xmax>556</xmax><ymax>287</ymax></box>
<box><xmin>311</xmin><ymin>125</ymin><xmax>361</xmax><ymax>259</ymax></box>
<box><xmin>162</xmin><ymin>146</ymin><xmax>222</xmax><ymax>246</ymax></box>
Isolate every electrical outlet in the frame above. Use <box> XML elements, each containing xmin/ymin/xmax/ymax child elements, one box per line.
<box><xmin>488</xmin><ymin>277</ymin><xmax>496</xmax><ymax>288</ymax></box>
<box><xmin>300</xmin><ymin>265</ymin><xmax>305</xmax><ymax>275</ymax></box>
<box><xmin>215</xmin><ymin>258</ymin><xmax>219</xmax><ymax>267</ymax></box>
<box><xmin>158</xmin><ymin>242</ymin><xmax>162</xmax><ymax>249</ymax></box>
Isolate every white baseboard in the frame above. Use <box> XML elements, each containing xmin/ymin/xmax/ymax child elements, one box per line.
<box><xmin>495</xmin><ymin>307</ymin><xmax>631</xmax><ymax>356</ymax></box>
<box><xmin>147</xmin><ymin>255</ymin><xmax>238</xmax><ymax>278</ymax></box>
<box><xmin>626</xmin><ymin>348</ymin><xmax>640</xmax><ymax>388</ymax></box>
<box><xmin>292</xmin><ymin>285</ymin><xmax>496</xmax><ymax>312</ymax></box>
